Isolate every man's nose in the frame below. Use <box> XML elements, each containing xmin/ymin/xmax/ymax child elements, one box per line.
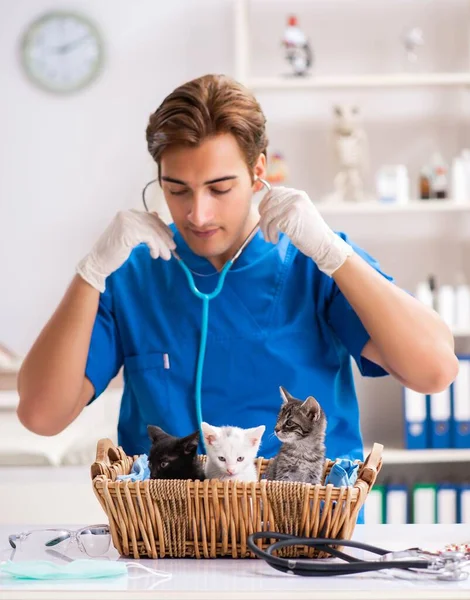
<box><xmin>187</xmin><ymin>192</ymin><xmax>215</xmax><ymax>228</ymax></box>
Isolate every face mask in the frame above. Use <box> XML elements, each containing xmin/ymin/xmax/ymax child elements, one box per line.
<box><xmin>0</xmin><ymin>559</ymin><xmax>171</xmax><ymax>582</ymax></box>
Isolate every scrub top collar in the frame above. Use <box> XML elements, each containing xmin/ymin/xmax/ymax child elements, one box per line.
<box><xmin>170</xmin><ymin>224</ymin><xmax>277</xmax><ymax>275</ymax></box>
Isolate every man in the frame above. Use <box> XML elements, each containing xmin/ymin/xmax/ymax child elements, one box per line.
<box><xmin>17</xmin><ymin>74</ymin><xmax>458</xmax><ymax>464</ymax></box>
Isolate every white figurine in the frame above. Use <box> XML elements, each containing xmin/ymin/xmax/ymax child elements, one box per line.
<box><xmin>329</xmin><ymin>104</ymin><xmax>370</xmax><ymax>203</ymax></box>
<box><xmin>402</xmin><ymin>27</ymin><xmax>424</xmax><ymax>64</ymax></box>
<box><xmin>281</xmin><ymin>15</ymin><xmax>313</xmax><ymax>77</ymax></box>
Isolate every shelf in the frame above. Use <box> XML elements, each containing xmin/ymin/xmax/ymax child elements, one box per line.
<box><xmin>366</xmin><ymin>447</ymin><xmax>470</xmax><ymax>464</ymax></box>
<box><xmin>248</xmin><ymin>72</ymin><xmax>470</xmax><ymax>90</ymax></box>
<box><xmin>453</xmin><ymin>328</ymin><xmax>470</xmax><ymax>337</ymax></box>
<box><xmin>316</xmin><ymin>200</ymin><xmax>470</xmax><ymax>215</ymax></box>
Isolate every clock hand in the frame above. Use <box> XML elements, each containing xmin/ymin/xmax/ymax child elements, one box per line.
<box><xmin>55</xmin><ymin>34</ymin><xmax>91</xmax><ymax>54</ymax></box>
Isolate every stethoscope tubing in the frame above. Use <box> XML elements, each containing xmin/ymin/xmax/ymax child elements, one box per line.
<box><xmin>247</xmin><ymin>532</ymin><xmax>432</xmax><ymax>577</ymax></box>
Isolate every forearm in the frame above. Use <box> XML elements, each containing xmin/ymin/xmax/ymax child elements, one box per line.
<box><xmin>332</xmin><ymin>253</ymin><xmax>458</xmax><ymax>393</ymax></box>
<box><xmin>17</xmin><ymin>275</ymin><xmax>99</xmax><ymax>433</ymax></box>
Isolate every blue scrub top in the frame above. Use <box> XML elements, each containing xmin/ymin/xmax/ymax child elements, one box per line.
<box><xmin>85</xmin><ymin>227</ymin><xmax>391</xmax><ymax>463</ymax></box>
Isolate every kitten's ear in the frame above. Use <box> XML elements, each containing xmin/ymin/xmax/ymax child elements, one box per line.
<box><xmin>181</xmin><ymin>431</ymin><xmax>199</xmax><ymax>455</ymax></box>
<box><xmin>279</xmin><ymin>386</ymin><xmax>295</xmax><ymax>405</ymax></box>
<box><xmin>246</xmin><ymin>425</ymin><xmax>266</xmax><ymax>447</ymax></box>
<box><xmin>301</xmin><ymin>396</ymin><xmax>322</xmax><ymax>421</ymax></box>
<box><xmin>201</xmin><ymin>422</ymin><xmax>219</xmax><ymax>446</ymax></box>
<box><xmin>147</xmin><ymin>425</ymin><xmax>165</xmax><ymax>442</ymax></box>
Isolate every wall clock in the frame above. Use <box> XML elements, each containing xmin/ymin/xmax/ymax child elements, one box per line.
<box><xmin>20</xmin><ymin>11</ymin><xmax>104</xmax><ymax>94</ymax></box>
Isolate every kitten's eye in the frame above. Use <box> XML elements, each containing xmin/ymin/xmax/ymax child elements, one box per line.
<box><xmin>285</xmin><ymin>419</ymin><xmax>294</xmax><ymax>427</ymax></box>
<box><xmin>218</xmin><ymin>456</ymin><xmax>226</xmax><ymax>462</ymax></box>
<box><xmin>160</xmin><ymin>461</ymin><xmax>169</xmax><ymax>468</ymax></box>
<box><xmin>237</xmin><ymin>457</ymin><xmax>244</xmax><ymax>462</ymax></box>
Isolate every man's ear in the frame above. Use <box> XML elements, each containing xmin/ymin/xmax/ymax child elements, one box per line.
<box><xmin>252</xmin><ymin>153</ymin><xmax>267</xmax><ymax>192</ymax></box>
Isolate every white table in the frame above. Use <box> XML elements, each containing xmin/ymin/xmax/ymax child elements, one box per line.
<box><xmin>1</xmin><ymin>524</ymin><xmax>470</xmax><ymax>599</ymax></box>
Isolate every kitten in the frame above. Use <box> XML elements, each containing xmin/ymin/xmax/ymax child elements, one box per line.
<box><xmin>201</xmin><ymin>422</ymin><xmax>266</xmax><ymax>482</ymax></box>
<box><xmin>147</xmin><ymin>425</ymin><xmax>205</xmax><ymax>480</ymax></box>
<box><xmin>265</xmin><ymin>386</ymin><xmax>327</xmax><ymax>484</ymax></box>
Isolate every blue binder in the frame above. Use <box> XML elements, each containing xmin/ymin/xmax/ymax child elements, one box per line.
<box><xmin>430</xmin><ymin>386</ymin><xmax>452</xmax><ymax>449</ymax></box>
<box><xmin>403</xmin><ymin>387</ymin><xmax>429</xmax><ymax>449</ymax></box>
<box><xmin>452</xmin><ymin>356</ymin><xmax>470</xmax><ymax>449</ymax></box>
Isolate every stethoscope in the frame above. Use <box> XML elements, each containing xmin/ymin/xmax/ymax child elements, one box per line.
<box><xmin>142</xmin><ymin>176</ymin><xmax>272</xmax><ymax>447</ymax></box>
<box><xmin>247</xmin><ymin>532</ymin><xmax>470</xmax><ymax>581</ymax></box>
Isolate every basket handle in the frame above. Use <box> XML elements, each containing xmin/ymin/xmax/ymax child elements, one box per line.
<box><xmin>90</xmin><ymin>438</ymin><xmax>126</xmax><ymax>480</ymax></box>
<box><xmin>359</xmin><ymin>442</ymin><xmax>384</xmax><ymax>489</ymax></box>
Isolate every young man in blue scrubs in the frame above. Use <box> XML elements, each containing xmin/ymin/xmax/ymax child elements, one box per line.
<box><xmin>18</xmin><ymin>74</ymin><xmax>457</xmax><ymax>467</ymax></box>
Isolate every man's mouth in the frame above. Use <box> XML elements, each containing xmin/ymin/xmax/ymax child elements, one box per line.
<box><xmin>189</xmin><ymin>228</ymin><xmax>219</xmax><ymax>239</ymax></box>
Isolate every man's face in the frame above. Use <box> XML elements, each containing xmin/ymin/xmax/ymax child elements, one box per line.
<box><xmin>160</xmin><ymin>133</ymin><xmax>265</xmax><ymax>265</ymax></box>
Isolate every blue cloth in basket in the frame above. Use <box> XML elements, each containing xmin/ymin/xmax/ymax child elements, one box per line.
<box><xmin>116</xmin><ymin>454</ymin><xmax>150</xmax><ymax>482</ymax></box>
<box><xmin>324</xmin><ymin>458</ymin><xmax>359</xmax><ymax>487</ymax></box>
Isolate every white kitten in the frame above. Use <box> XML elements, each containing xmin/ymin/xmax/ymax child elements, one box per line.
<box><xmin>201</xmin><ymin>422</ymin><xmax>266</xmax><ymax>482</ymax></box>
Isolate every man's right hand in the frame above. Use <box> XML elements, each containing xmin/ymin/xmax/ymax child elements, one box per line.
<box><xmin>76</xmin><ymin>209</ymin><xmax>176</xmax><ymax>292</ymax></box>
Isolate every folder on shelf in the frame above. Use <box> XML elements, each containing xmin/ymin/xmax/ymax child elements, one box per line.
<box><xmin>452</xmin><ymin>357</ymin><xmax>470</xmax><ymax>449</ymax></box>
<box><xmin>385</xmin><ymin>484</ymin><xmax>408</xmax><ymax>525</ymax></box>
<box><xmin>364</xmin><ymin>484</ymin><xmax>385</xmax><ymax>525</ymax></box>
<box><xmin>412</xmin><ymin>484</ymin><xmax>437</xmax><ymax>524</ymax></box>
<box><xmin>430</xmin><ymin>387</ymin><xmax>452</xmax><ymax>449</ymax></box>
<box><xmin>437</xmin><ymin>484</ymin><xmax>458</xmax><ymax>524</ymax></box>
<box><xmin>403</xmin><ymin>387</ymin><xmax>429</xmax><ymax>449</ymax></box>
<box><xmin>458</xmin><ymin>484</ymin><xmax>470</xmax><ymax>524</ymax></box>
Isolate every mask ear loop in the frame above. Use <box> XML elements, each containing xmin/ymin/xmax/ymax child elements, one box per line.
<box><xmin>124</xmin><ymin>562</ymin><xmax>172</xmax><ymax>581</ymax></box>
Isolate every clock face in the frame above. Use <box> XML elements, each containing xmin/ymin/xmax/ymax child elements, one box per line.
<box><xmin>21</xmin><ymin>11</ymin><xmax>104</xmax><ymax>94</ymax></box>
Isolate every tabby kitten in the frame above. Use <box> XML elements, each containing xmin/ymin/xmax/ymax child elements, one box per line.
<box><xmin>147</xmin><ymin>425</ymin><xmax>205</xmax><ymax>480</ymax></box>
<box><xmin>265</xmin><ymin>386</ymin><xmax>327</xmax><ymax>484</ymax></box>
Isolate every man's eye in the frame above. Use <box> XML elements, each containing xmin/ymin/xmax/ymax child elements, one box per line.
<box><xmin>211</xmin><ymin>188</ymin><xmax>231</xmax><ymax>195</ymax></box>
<box><xmin>169</xmin><ymin>189</ymin><xmax>188</xmax><ymax>196</ymax></box>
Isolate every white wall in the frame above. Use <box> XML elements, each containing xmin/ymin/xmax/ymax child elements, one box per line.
<box><xmin>0</xmin><ymin>0</ymin><xmax>232</xmax><ymax>355</ymax></box>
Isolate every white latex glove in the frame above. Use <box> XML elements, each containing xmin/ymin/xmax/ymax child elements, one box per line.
<box><xmin>76</xmin><ymin>209</ymin><xmax>176</xmax><ymax>292</ymax></box>
<box><xmin>258</xmin><ymin>186</ymin><xmax>353</xmax><ymax>276</ymax></box>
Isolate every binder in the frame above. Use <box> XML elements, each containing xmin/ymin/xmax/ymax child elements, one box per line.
<box><xmin>437</xmin><ymin>484</ymin><xmax>457</xmax><ymax>524</ymax></box>
<box><xmin>364</xmin><ymin>484</ymin><xmax>385</xmax><ymax>525</ymax></box>
<box><xmin>403</xmin><ymin>387</ymin><xmax>429</xmax><ymax>449</ymax></box>
<box><xmin>458</xmin><ymin>484</ymin><xmax>470</xmax><ymax>524</ymax></box>
<box><xmin>452</xmin><ymin>357</ymin><xmax>470</xmax><ymax>449</ymax></box>
<box><xmin>385</xmin><ymin>485</ymin><xmax>408</xmax><ymax>525</ymax></box>
<box><xmin>430</xmin><ymin>387</ymin><xmax>452</xmax><ymax>448</ymax></box>
<box><xmin>412</xmin><ymin>484</ymin><xmax>437</xmax><ymax>524</ymax></box>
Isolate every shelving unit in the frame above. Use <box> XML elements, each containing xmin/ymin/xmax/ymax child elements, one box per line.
<box><xmin>233</xmin><ymin>1</ymin><xmax>470</xmax><ymax>516</ymax></box>
<box><xmin>365</xmin><ymin>447</ymin><xmax>470</xmax><ymax>465</ymax></box>
<box><xmin>317</xmin><ymin>200</ymin><xmax>470</xmax><ymax>215</ymax></box>
<box><xmin>249</xmin><ymin>72</ymin><xmax>470</xmax><ymax>91</ymax></box>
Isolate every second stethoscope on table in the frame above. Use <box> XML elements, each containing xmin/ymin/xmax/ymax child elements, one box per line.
<box><xmin>141</xmin><ymin>176</ymin><xmax>272</xmax><ymax>447</ymax></box>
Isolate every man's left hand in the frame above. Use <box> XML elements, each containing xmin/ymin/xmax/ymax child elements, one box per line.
<box><xmin>258</xmin><ymin>186</ymin><xmax>353</xmax><ymax>277</ymax></box>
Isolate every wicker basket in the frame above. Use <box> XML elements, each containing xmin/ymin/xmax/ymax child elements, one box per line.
<box><xmin>91</xmin><ymin>438</ymin><xmax>383</xmax><ymax>559</ymax></box>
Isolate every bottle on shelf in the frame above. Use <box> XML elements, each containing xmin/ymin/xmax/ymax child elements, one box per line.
<box><xmin>455</xmin><ymin>272</ymin><xmax>470</xmax><ymax>331</ymax></box>
<box><xmin>415</xmin><ymin>276</ymin><xmax>435</xmax><ymax>309</ymax></box>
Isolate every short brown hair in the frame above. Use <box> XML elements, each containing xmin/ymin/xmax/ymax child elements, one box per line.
<box><xmin>146</xmin><ymin>74</ymin><xmax>268</xmax><ymax>181</ymax></box>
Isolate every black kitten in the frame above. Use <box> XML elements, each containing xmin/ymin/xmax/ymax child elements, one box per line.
<box><xmin>147</xmin><ymin>425</ymin><xmax>205</xmax><ymax>481</ymax></box>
